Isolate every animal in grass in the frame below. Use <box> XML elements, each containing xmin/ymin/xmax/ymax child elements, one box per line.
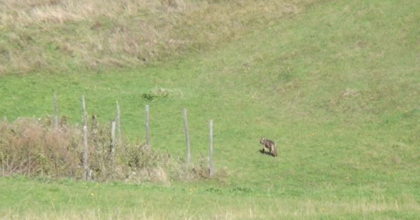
<box><xmin>260</xmin><ymin>137</ymin><xmax>278</xmax><ymax>157</ymax></box>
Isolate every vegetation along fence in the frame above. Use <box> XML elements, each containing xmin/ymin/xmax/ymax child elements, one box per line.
<box><xmin>0</xmin><ymin>93</ymin><xmax>217</xmax><ymax>182</ymax></box>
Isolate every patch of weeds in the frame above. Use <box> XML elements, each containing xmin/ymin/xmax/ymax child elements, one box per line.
<box><xmin>202</xmin><ymin>186</ymin><xmax>223</xmax><ymax>194</ymax></box>
<box><xmin>141</xmin><ymin>87</ymin><xmax>170</xmax><ymax>101</ymax></box>
<box><xmin>230</xmin><ymin>185</ymin><xmax>254</xmax><ymax>195</ymax></box>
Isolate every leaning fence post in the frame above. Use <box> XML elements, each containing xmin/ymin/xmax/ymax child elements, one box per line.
<box><xmin>183</xmin><ymin>109</ymin><xmax>191</xmax><ymax>164</ymax></box>
<box><xmin>83</xmin><ymin>125</ymin><xmax>89</xmax><ymax>180</ymax></box>
<box><xmin>145</xmin><ymin>105</ymin><xmax>151</xmax><ymax>151</ymax></box>
<box><xmin>209</xmin><ymin>119</ymin><xmax>214</xmax><ymax>177</ymax></box>
<box><xmin>110</xmin><ymin>120</ymin><xmax>116</xmax><ymax>165</ymax></box>
<box><xmin>54</xmin><ymin>93</ymin><xmax>59</xmax><ymax>129</ymax></box>
<box><xmin>82</xmin><ymin>96</ymin><xmax>89</xmax><ymax>180</ymax></box>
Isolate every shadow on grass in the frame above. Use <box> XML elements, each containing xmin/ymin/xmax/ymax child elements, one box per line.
<box><xmin>258</xmin><ymin>149</ymin><xmax>275</xmax><ymax>157</ymax></box>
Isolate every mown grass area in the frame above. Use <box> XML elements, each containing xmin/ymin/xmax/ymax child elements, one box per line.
<box><xmin>1</xmin><ymin>0</ymin><xmax>420</xmax><ymax>219</ymax></box>
<box><xmin>1</xmin><ymin>176</ymin><xmax>419</xmax><ymax>219</ymax></box>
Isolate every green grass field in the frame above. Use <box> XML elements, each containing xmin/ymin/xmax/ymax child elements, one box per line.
<box><xmin>1</xmin><ymin>0</ymin><xmax>420</xmax><ymax>219</ymax></box>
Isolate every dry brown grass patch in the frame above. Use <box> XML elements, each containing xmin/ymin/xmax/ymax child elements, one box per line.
<box><xmin>0</xmin><ymin>0</ymin><xmax>315</xmax><ymax>75</ymax></box>
<box><xmin>0</xmin><ymin>116</ymin><xmax>222</xmax><ymax>183</ymax></box>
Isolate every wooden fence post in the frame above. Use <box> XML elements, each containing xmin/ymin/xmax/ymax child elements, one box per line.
<box><xmin>83</xmin><ymin>125</ymin><xmax>89</xmax><ymax>180</ymax></box>
<box><xmin>183</xmin><ymin>109</ymin><xmax>191</xmax><ymax>164</ymax></box>
<box><xmin>82</xmin><ymin>96</ymin><xmax>89</xmax><ymax>180</ymax></box>
<box><xmin>54</xmin><ymin>93</ymin><xmax>59</xmax><ymax>129</ymax></box>
<box><xmin>116</xmin><ymin>101</ymin><xmax>121</xmax><ymax>146</ymax></box>
<box><xmin>209</xmin><ymin>120</ymin><xmax>214</xmax><ymax>177</ymax></box>
<box><xmin>110</xmin><ymin>120</ymin><xmax>116</xmax><ymax>165</ymax></box>
<box><xmin>82</xmin><ymin>95</ymin><xmax>87</xmax><ymax>127</ymax></box>
<box><xmin>145</xmin><ymin>105</ymin><xmax>151</xmax><ymax>151</ymax></box>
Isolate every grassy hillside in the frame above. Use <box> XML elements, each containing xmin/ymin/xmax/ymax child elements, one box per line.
<box><xmin>1</xmin><ymin>0</ymin><xmax>420</xmax><ymax>219</ymax></box>
<box><xmin>0</xmin><ymin>0</ymin><xmax>317</xmax><ymax>75</ymax></box>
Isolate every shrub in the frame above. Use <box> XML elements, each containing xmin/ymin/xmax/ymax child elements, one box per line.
<box><xmin>0</xmin><ymin>116</ymin><xmax>223</xmax><ymax>183</ymax></box>
<box><xmin>0</xmin><ymin>117</ymin><xmax>81</xmax><ymax>178</ymax></box>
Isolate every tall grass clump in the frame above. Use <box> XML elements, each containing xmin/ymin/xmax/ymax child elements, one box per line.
<box><xmin>0</xmin><ymin>117</ymin><xmax>218</xmax><ymax>182</ymax></box>
<box><xmin>0</xmin><ymin>117</ymin><xmax>82</xmax><ymax>178</ymax></box>
<box><xmin>0</xmin><ymin>0</ymin><xmax>317</xmax><ymax>75</ymax></box>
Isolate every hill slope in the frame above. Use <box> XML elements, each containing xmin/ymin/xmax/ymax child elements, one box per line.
<box><xmin>0</xmin><ymin>0</ymin><xmax>319</xmax><ymax>75</ymax></box>
<box><xmin>0</xmin><ymin>0</ymin><xmax>420</xmax><ymax>218</ymax></box>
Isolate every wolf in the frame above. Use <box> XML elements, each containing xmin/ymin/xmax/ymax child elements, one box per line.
<box><xmin>260</xmin><ymin>137</ymin><xmax>278</xmax><ymax>157</ymax></box>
